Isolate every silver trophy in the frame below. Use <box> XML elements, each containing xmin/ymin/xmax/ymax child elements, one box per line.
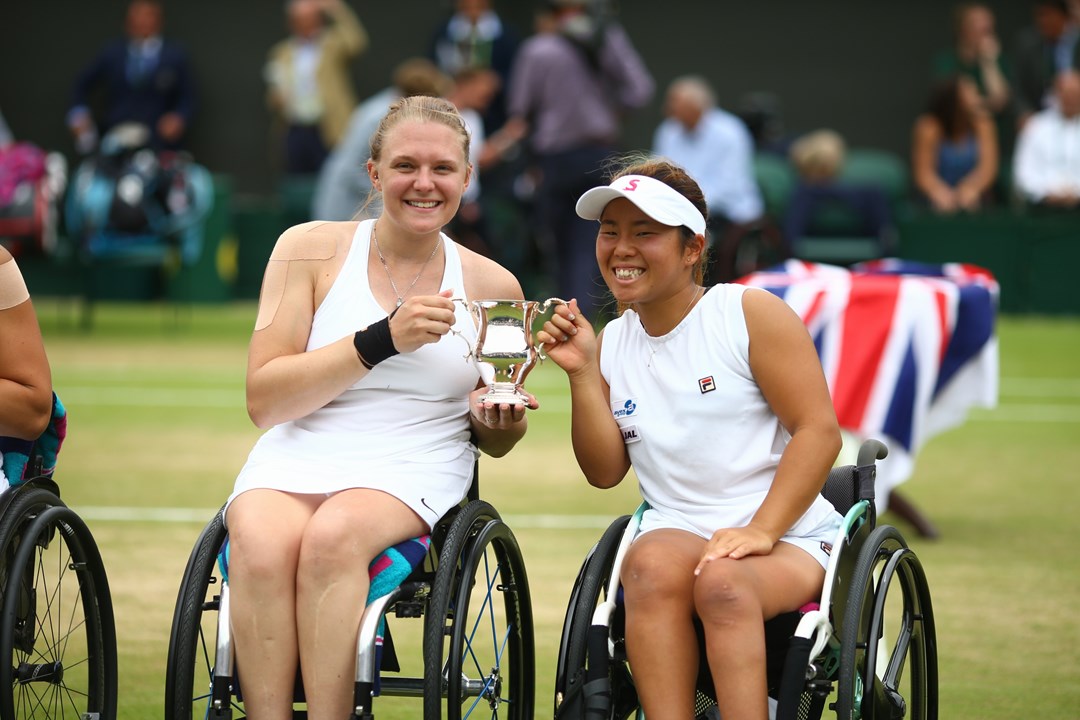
<box><xmin>459</xmin><ymin>298</ymin><xmax>567</xmax><ymax>405</ymax></box>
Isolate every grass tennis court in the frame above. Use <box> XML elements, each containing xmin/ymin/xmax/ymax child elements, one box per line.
<box><xmin>33</xmin><ymin>300</ymin><xmax>1080</xmax><ymax>719</ymax></box>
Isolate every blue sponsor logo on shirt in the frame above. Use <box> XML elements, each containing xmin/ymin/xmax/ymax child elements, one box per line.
<box><xmin>612</xmin><ymin>398</ymin><xmax>637</xmax><ymax>418</ymax></box>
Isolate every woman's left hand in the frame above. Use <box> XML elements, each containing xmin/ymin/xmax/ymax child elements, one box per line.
<box><xmin>694</xmin><ymin>525</ymin><xmax>776</xmax><ymax>575</ymax></box>
<box><xmin>469</xmin><ymin>387</ymin><xmax>538</xmax><ymax>431</ymax></box>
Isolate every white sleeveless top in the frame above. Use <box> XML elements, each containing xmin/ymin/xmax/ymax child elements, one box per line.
<box><xmin>228</xmin><ymin>220</ymin><xmax>482</xmax><ymax>528</ymax></box>
<box><xmin>599</xmin><ymin>284</ymin><xmax>840</xmax><ymax>540</ymax></box>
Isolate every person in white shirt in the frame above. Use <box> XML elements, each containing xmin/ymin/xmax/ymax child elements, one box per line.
<box><xmin>1013</xmin><ymin>69</ymin><xmax>1080</xmax><ymax>208</ymax></box>
<box><xmin>227</xmin><ymin>96</ymin><xmax>533</xmax><ymax>719</ymax></box>
<box><xmin>539</xmin><ymin>158</ymin><xmax>842</xmax><ymax>720</ymax></box>
<box><xmin>653</xmin><ymin>75</ymin><xmax>764</xmax><ymax>277</ymax></box>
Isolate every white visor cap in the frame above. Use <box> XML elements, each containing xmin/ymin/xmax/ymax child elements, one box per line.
<box><xmin>575</xmin><ymin>174</ymin><xmax>707</xmax><ymax>235</ymax></box>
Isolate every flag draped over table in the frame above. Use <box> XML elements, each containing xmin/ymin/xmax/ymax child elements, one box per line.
<box><xmin>737</xmin><ymin>259</ymin><xmax>999</xmax><ymax>507</ymax></box>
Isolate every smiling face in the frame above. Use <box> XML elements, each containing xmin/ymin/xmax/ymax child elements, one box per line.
<box><xmin>369</xmin><ymin>119</ymin><xmax>471</xmax><ymax>238</ymax></box>
<box><xmin>595</xmin><ymin>198</ymin><xmax>702</xmax><ymax>307</ymax></box>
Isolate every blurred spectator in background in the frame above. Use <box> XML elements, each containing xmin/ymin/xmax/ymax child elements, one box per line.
<box><xmin>429</xmin><ymin>0</ymin><xmax>520</xmax><ymax>135</ymax></box>
<box><xmin>784</xmin><ymin>129</ymin><xmax>893</xmax><ymax>256</ymax></box>
<box><xmin>652</xmin><ymin>75</ymin><xmax>763</xmax><ymax>282</ymax></box>
<box><xmin>912</xmin><ymin>75</ymin><xmax>999</xmax><ymax>213</ymax></box>
<box><xmin>934</xmin><ymin>4</ymin><xmax>1011</xmax><ymax>116</ymax></box>
<box><xmin>444</xmin><ymin>67</ymin><xmax>502</xmax><ymax>257</ymax></box>
<box><xmin>67</xmin><ymin>0</ymin><xmax>195</xmax><ymax>154</ymax></box>
<box><xmin>1013</xmin><ymin>69</ymin><xmax>1080</xmax><ymax>208</ymax></box>
<box><xmin>1013</xmin><ymin>0</ymin><xmax>1080</xmax><ymax>128</ymax></box>
<box><xmin>312</xmin><ymin>58</ymin><xmax>451</xmax><ymax>221</ymax></box>
<box><xmin>496</xmin><ymin>0</ymin><xmax>654</xmax><ymax>318</ymax></box>
<box><xmin>265</xmin><ymin>0</ymin><xmax>368</xmax><ymax>175</ymax></box>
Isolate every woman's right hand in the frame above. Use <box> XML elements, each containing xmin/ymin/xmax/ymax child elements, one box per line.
<box><xmin>537</xmin><ymin>299</ymin><xmax>596</xmax><ymax>376</ymax></box>
<box><xmin>928</xmin><ymin>185</ymin><xmax>958</xmax><ymax>214</ymax></box>
<box><xmin>388</xmin><ymin>290</ymin><xmax>458</xmax><ymax>354</ymax></box>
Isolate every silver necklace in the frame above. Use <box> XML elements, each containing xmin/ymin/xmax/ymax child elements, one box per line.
<box><xmin>372</xmin><ymin>227</ymin><xmax>442</xmax><ymax>307</ymax></box>
<box><xmin>642</xmin><ymin>286</ymin><xmax>703</xmax><ymax>368</ymax></box>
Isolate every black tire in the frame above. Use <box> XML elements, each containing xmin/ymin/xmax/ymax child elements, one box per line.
<box><xmin>423</xmin><ymin>500</ymin><xmax>534</xmax><ymax>720</ymax></box>
<box><xmin>552</xmin><ymin>515</ymin><xmax>638</xmax><ymax>720</ymax></box>
<box><xmin>836</xmin><ymin>525</ymin><xmax>937</xmax><ymax>720</ymax></box>
<box><xmin>0</xmin><ymin>495</ymin><xmax>117</xmax><ymax>719</ymax></box>
<box><xmin>164</xmin><ymin>510</ymin><xmax>237</xmax><ymax>719</ymax></box>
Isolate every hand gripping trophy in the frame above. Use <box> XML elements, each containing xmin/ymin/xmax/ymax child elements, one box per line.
<box><xmin>458</xmin><ymin>298</ymin><xmax>567</xmax><ymax>406</ymax></box>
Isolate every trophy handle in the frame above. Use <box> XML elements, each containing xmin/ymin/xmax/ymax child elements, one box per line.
<box><xmin>536</xmin><ymin>297</ymin><xmax>569</xmax><ymax>362</ymax></box>
<box><xmin>448</xmin><ymin>297</ymin><xmax>478</xmax><ymax>362</ymax></box>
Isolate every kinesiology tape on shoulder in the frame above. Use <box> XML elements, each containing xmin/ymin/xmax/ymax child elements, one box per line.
<box><xmin>0</xmin><ymin>259</ymin><xmax>30</xmax><ymax>311</ymax></box>
<box><xmin>254</xmin><ymin>225</ymin><xmax>340</xmax><ymax>331</ymax></box>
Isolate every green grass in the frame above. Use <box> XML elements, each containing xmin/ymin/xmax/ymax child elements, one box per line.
<box><xmin>32</xmin><ymin>300</ymin><xmax>1080</xmax><ymax>719</ymax></box>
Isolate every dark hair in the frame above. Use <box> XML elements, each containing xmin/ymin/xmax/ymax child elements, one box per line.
<box><xmin>1035</xmin><ymin>0</ymin><xmax>1069</xmax><ymax>14</ymax></box>
<box><xmin>603</xmin><ymin>154</ymin><xmax>709</xmax><ymax>291</ymax></box>
<box><xmin>925</xmin><ymin>75</ymin><xmax>974</xmax><ymax>139</ymax></box>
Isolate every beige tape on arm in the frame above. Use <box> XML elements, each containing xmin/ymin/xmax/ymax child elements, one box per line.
<box><xmin>253</xmin><ymin>223</ymin><xmax>340</xmax><ymax>332</ymax></box>
<box><xmin>0</xmin><ymin>258</ymin><xmax>31</xmax><ymax>310</ymax></box>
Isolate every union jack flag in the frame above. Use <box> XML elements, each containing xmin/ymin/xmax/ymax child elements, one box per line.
<box><xmin>737</xmin><ymin>259</ymin><xmax>999</xmax><ymax>505</ymax></box>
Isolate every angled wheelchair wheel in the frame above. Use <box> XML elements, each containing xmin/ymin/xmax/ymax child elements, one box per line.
<box><xmin>164</xmin><ymin>509</ymin><xmax>237</xmax><ymax>719</ymax></box>
<box><xmin>553</xmin><ymin>514</ymin><xmax>640</xmax><ymax>720</ymax></box>
<box><xmin>836</xmin><ymin>525</ymin><xmax>937</xmax><ymax>720</ymax></box>
<box><xmin>423</xmin><ymin>500</ymin><xmax>534</xmax><ymax>720</ymax></box>
<box><xmin>0</xmin><ymin>487</ymin><xmax>117</xmax><ymax>719</ymax></box>
<box><xmin>557</xmin><ymin>515</ymin><xmax>630</xmax><ymax>716</ymax></box>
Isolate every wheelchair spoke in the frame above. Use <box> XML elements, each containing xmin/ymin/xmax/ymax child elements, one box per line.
<box><xmin>462</xmin><ymin>550</ymin><xmax>501</xmax><ymax>677</ymax></box>
<box><xmin>1</xmin><ymin>492</ymin><xmax>116</xmax><ymax>720</ymax></box>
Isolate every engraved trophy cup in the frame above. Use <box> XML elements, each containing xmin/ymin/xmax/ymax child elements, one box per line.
<box><xmin>460</xmin><ymin>298</ymin><xmax>567</xmax><ymax>405</ymax></box>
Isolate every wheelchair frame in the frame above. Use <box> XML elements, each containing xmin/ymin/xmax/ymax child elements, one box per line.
<box><xmin>0</xmin><ymin>477</ymin><xmax>118</xmax><ymax>719</ymax></box>
<box><xmin>165</xmin><ymin>482</ymin><xmax>535</xmax><ymax>720</ymax></box>
<box><xmin>553</xmin><ymin>439</ymin><xmax>937</xmax><ymax>720</ymax></box>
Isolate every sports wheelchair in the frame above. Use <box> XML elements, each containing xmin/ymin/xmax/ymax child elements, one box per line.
<box><xmin>165</xmin><ymin>477</ymin><xmax>534</xmax><ymax>720</ymax></box>
<box><xmin>553</xmin><ymin>439</ymin><xmax>937</xmax><ymax>720</ymax></box>
<box><xmin>0</xmin><ymin>396</ymin><xmax>117</xmax><ymax>719</ymax></box>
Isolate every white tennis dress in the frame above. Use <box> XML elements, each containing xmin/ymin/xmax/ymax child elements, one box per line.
<box><xmin>227</xmin><ymin>220</ymin><xmax>481</xmax><ymax>529</ymax></box>
<box><xmin>599</xmin><ymin>284</ymin><xmax>841</xmax><ymax>567</ymax></box>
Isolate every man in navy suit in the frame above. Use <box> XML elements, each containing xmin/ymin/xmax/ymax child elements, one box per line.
<box><xmin>67</xmin><ymin>0</ymin><xmax>196</xmax><ymax>153</ymax></box>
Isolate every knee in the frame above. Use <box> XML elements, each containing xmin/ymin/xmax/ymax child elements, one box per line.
<box><xmin>693</xmin><ymin>559</ymin><xmax>757</xmax><ymax>623</ymax></box>
<box><xmin>297</xmin><ymin>514</ymin><xmax>370</xmax><ymax>581</ymax></box>
<box><xmin>227</xmin><ymin>520</ymin><xmax>301</xmax><ymax>586</ymax></box>
<box><xmin>621</xmin><ymin>544</ymin><xmax>693</xmax><ymax>607</ymax></box>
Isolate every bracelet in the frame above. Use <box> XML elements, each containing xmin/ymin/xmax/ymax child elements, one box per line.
<box><xmin>353</xmin><ymin>313</ymin><xmax>399</xmax><ymax>369</ymax></box>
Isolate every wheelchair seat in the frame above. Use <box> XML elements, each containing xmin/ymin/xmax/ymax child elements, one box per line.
<box><xmin>166</xmin><ymin>476</ymin><xmax>535</xmax><ymax>720</ymax></box>
<box><xmin>0</xmin><ymin>395</ymin><xmax>117</xmax><ymax>719</ymax></box>
<box><xmin>553</xmin><ymin>439</ymin><xmax>937</xmax><ymax>720</ymax></box>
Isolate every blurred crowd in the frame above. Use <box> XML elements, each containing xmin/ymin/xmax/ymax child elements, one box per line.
<box><xmin>2</xmin><ymin>0</ymin><xmax>1080</xmax><ymax>305</ymax></box>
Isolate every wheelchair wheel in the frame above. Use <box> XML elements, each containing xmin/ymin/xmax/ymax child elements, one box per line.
<box><xmin>164</xmin><ymin>509</ymin><xmax>236</xmax><ymax>719</ymax></box>
<box><xmin>0</xmin><ymin>488</ymin><xmax>117</xmax><ymax>719</ymax></box>
<box><xmin>836</xmin><ymin>525</ymin><xmax>937</xmax><ymax>720</ymax></box>
<box><xmin>553</xmin><ymin>515</ymin><xmax>642</xmax><ymax>720</ymax></box>
<box><xmin>423</xmin><ymin>500</ymin><xmax>534</xmax><ymax>720</ymax></box>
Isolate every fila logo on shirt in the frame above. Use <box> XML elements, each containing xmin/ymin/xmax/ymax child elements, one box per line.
<box><xmin>699</xmin><ymin>376</ymin><xmax>716</xmax><ymax>394</ymax></box>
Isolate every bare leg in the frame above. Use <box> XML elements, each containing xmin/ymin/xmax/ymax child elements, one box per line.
<box><xmin>297</xmin><ymin>489</ymin><xmax>428</xmax><ymax>720</ymax></box>
<box><xmin>694</xmin><ymin>542</ymin><xmax>825</xmax><ymax>720</ymax></box>
<box><xmin>621</xmin><ymin>530</ymin><xmax>705</xmax><ymax>720</ymax></box>
<box><xmin>226</xmin><ymin>490</ymin><xmax>322</xmax><ymax>720</ymax></box>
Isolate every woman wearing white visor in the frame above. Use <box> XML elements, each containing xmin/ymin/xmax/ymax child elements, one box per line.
<box><xmin>539</xmin><ymin>157</ymin><xmax>843</xmax><ymax>720</ymax></box>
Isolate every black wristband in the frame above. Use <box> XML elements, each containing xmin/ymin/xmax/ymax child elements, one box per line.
<box><xmin>354</xmin><ymin>314</ymin><xmax>399</xmax><ymax>369</ymax></box>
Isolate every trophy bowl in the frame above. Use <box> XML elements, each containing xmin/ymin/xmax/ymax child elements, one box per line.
<box><xmin>463</xmin><ymin>298</ymin><xmax>566</xmax><ymax>405</ymax></box>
